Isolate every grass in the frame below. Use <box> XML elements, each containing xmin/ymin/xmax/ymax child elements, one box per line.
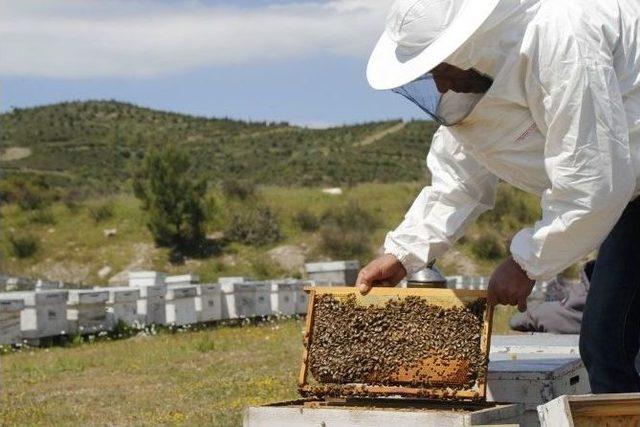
<box><xmin>0</xmin><ymin>319</ymin><xmax>303</xmax><ymax>426</ymax></box>
<box><xmin>0</xmin><ymin>182</ymin><xmax>426</xmax><ymax>285</ymax></box>
<box><xmin>0</xmin><ymin>311</ymin><xmax>519</xmax><ymax>426</ymax></box>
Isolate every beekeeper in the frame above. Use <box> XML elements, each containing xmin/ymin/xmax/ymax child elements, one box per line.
<box><xmin>356</xmin><ymin>0</ymin><xmax>640</xmax><ymax>393</ymax></box>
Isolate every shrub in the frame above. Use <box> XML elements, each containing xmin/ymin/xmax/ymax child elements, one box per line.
<box><xmin>470</xmin><ymin>230</ymin><xmax>505</xmax><ymax>260</ymax></box>
<box><xmin>8</xmin><ymin>234</ymin><xmax>39</xmax><ymax>258</ymax></box>
<box><xmin>29</xmin><ymin>208</ymin><xmax>56</xmax><ymax>225</ymax></box>
<box><xmin>226</xmin><ymin>205</ymin><xmax>281</xmax><ymax>246</ymax></box>
<box><xmin>0</xmin><ymin>177</ymin><xmax>51</xmax><ymax>210</ymax></box>
<box><xmin>319</xmin><ymin>224</ymin><xmax>371</xmax><ymax>260</ymax></box>
<box><xmin>133</xmin><ymin>145</ymin><xmax>209</xmax><ymax>252</ymax></box>
<box><xmin>88</xmin><ymin>203</ymin><xmax>114</xmax><ymax>223</ymax></box>
<box><xmin>294</xmin><ymin>209</ymin><xmax>319</xmax><ymax>232</ymax></box>
<box><xmin>318</xmin><ymin>201</ymin><xmax>378</xmax><ymax>260</ymax></box>
<box><xmin>221</xmin><ymin>179</ymin><xmax>256</xmax><ymax>201</ymax></box>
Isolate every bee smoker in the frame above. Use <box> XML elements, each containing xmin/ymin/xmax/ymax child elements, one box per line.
<box><xmin>406</xmin><ymin>260</ymin><xmax>447</xmax><ymax>288</ymax></box>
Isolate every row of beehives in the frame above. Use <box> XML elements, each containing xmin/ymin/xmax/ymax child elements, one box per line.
<box><xmin>0</xmin><ymin>274</ymin><xmax>313</xmax><ymax>345</ymax></box>
<box><xmin>445</xmin><ymin>275</ymin><xmax>550</xmax><ymax>299</ymax></box>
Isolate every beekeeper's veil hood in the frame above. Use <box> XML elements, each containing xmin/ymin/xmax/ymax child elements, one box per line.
<box><xmin>367</xmin><ymin>0</ymin><xmax>520</xmax><ymax>126</ymax></box>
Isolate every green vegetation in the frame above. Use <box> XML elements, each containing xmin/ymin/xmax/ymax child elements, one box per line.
<box><xmin>0</xmin><ymin>181</ymin><xmax>546</xmax><ymax>284</ymax></box>
<box><xmin>226</xmin><ymin>205</ymin><xmax>281</xmax><ymax>247</ymax></box>
<box><xmin>88</xmin><ymin>201</ymin><xmax>114</xmax><ymax>223</ymax></box>
<box><xmin>0</xmin><ymin>100</ymin><xmax>555</xmax><ymax>281</ymax></box>
<box><xmin>318</xmin><ymin>201</ymin><xmax>379</xmax><ymax>260</ymax></box>
<box><xmin>0</xmin><ymin>309</ymin><xmax>518</xmax><ymax>426</ymax></box>
<box><xmin>0</xmin><ymin>101</ymin><xmax>437</xmax><ymax>195</ymax></box>
<box><xmin>133</xmin><ymin>145</ymin><xmax>208</xmax><ymax>254</ymax></box>
<box><xmin>7</xmin><ymin>233</ymin><xmax>39</xmax><ymax>259</ymax></box>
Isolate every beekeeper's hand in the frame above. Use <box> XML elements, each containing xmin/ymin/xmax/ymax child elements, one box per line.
<box><xmin>356</xmin><ymin>254</ymin><xmax>407</xmax><ymax>295</ymax></box>
<box><xmin>487</xmin><ymin>256</ymin><xmax>535</xmax><ymax>312</ymax></box>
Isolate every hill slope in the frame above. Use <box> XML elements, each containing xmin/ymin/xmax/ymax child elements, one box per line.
<box><xmin>0</xmin><ymin>101</ymin><xmax>438</xmax><ymax>194</ymax></box>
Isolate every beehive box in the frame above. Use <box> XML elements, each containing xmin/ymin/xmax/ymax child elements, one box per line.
<box><xmin>299</xmin><ymin>287</ymin><xmax>492</xmax><ymax>401</ymax></box>
<box><xmin>129</xmin><ymin>271</ymin><xmax>166</xmax><ymax>287</ymax></box>
<box><xmin>67</xmin><ymin>289</ymin><xmax>110</xmax><ymax>334</ymax></box>
<box><xmin>165</xmin><ymin>274</ymin><xmax>199</xmax><ymax>286</ymax></box>
<box><xmin>487</xmin><ymin>354</ymin><xmax>589</xmax><ymax>426</ymax></box>
<box><xmin>305</xmin><ymin>261</ymin><xmax>359</xmax><ymax>286</ymax></box>
<box><xmin>538</xmin><ymin>392</ymin><xmax>640</xmax><ymax>427</ymax></box>
<box><xmin>165</xmin><ymin>285</ymin><xmax>198</xmax><ymax>326</ymax></box>
<box><xmin>245</xmin><ymin>398</ymin><xmax>523</xmax><ymax>427</ymax></box>
<box><xmin>0</xmin><ymin>298</ymin><xmax>25</xmax><ymax>345</ymax></box>
<box><xmin>196</xmin><ymin>283</ymin><xmax>222</xmax><ymax>322</ymax></box>
<box><xmin>104</xmin><ymin>286</ymin><xmax>140</xmax><ymax>327</ymax></box>
<box><xmin>248</xmin><ymin>281</ymin><xmax>272</xmax><ymax>317</ymax></box>
<box><xmin>288</xmin><ymin>280</ymin><xmax>314</xmax><ymax>314</ymax></box>
<box><xmin>269</xmin><ymin>281</ymin><xmax>296</xmax><ymax>316</ymax></box>
<box><xmin>220</xmin><ymin>282</ymin><xmax>256</xmax><ymax>319</ymax></box>
<box><xmin>490</xmin><ymin>333</ymin><xmax>580</xmax><ymax>355</ymax></box>
<box><xmin>135</xmin><ymin>284</ymin><xmax>167</xmax><ymax>325</ymax></box>
<box><xmin>0</xmin><ymin>291</ymin><xmax>69</xmax><ymax>339</ymax></box>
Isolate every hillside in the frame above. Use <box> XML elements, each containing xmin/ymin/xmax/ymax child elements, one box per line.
<box><xmin>0</xmin><ymin>101</ymin><xmax>438</xmax><ymax>194</ymax></box>
<box><xmin>0</xmin><ymin>101</ymin><xmax>554</xmax><ymax>286</ymax></box>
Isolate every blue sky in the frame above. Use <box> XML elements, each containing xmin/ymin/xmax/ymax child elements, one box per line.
<box><xmin>1</xmin><ymin>0</ymin><xmax>421</xmax><ymax>127</ymax></box>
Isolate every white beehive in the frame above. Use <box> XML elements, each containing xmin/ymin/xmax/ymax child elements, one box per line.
<box><xmin>487</xmin><ymin>353</ymin><xmax>589</xmax><ymax>426</ymax></box>
<box><xmin>218</xmin><ymin>276</ymin><xmax>253</xmax><ymax>286</ymax></box>
<box><xmin>249</xmin><ymin>281</ymin><xmax>272</xmax><ymax>317</ymax></box>
<box><xmin>103</xmin><ymin>286</ymin><xmax>140</xmax><ymax>327</ymax></box>
<box><xmin>305</xmin><ymin>260</ymin><xmax>359</xmax><ymax>286</ymax></box>
<box><xmin>196</xmin><ymin>283</ymin><xmax>221</xmax><ymax>322</ymax></box>
<box><xmin>245</xmin><ymin>401</ymin><xmax>523</xmax><ymax>427</ymax></box>
<box><xmin>165</xmin><ymin>274</ymin><xmax>199</xmax><ymax>286</ymax></box>
<box><xmin>35</xmin><ymin>279</ymin><xmax>62</xmax><ymax>290</ymax></box>
<box><xmin>220</xmin><ymin>282</ymin><xmax>256</xmax><ymax>319</ymax></box>
<box><xmin>0</xmin><ymin>290</ymin><xmax>69</xmax><ymax>339</ymax></box>
<box><xmin>135</xmin><ymin>284</ymin><xmax>167</xmax><ymax>326</ymax></box>
<box><xmin>269</xmin><ymin>281</ymin><xmax>296</xmax><ymax>316</ymax></box>
<box><xmin>165</xmin><ymin>285</ymin><xmax>198</xmax><ymax>326</ymax></box>
<box><xmin>0</xmin><ymin>297</ymin><xmax>25</xmax><ymax>345</ymax></box>
<box><xmin>290</xmin><ymin>280</ymin><xmax>313</xmax><ymax>314</ymax></box>
<box><xmin>67</xmin><ymin>289</ymin><xmax>110</xmax><ymax>334</ymax></box>
<box><xmin>128</xmin><ymin>271</ymin><xmax>166</xmax><ymax>287</ymax></box>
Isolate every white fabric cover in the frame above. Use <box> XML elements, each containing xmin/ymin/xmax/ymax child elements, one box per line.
<box><xmin>384</xmin><ymin>0</ymin><xmax>640</xmax><ymax>280</ymax></box>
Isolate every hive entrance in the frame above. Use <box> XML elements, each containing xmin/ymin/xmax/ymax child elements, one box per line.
<box><xmin>299</xmin><ymin>287</ymin><xmax>493</xmax><ymax>402</ymax></box>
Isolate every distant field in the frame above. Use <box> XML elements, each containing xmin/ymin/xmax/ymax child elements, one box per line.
<box><xmin>0</xmin><ymin>308</ymin><xmax>517</xmax><ymax>426</ymax></box>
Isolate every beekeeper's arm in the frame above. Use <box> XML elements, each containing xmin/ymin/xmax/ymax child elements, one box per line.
<box><xmin>510</xmin><ymin>14</ymin><xmax>635</xmax><ymax>280</ymax></box>
<box><xmin>384</xmin><ymin>127</ymin><xmax>498</xmax><ymax>276</ymax></box>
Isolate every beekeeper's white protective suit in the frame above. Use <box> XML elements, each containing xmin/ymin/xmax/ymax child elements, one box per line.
<box><xmin>383</xmin><ymin>0</ymin><xmax>640</xmax><ymax>280</ymax></box>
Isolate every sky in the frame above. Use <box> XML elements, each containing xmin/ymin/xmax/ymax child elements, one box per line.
<box><xmin>0</xmin><ymin>0</ymin><xmax>422</xmax><ymax>127</ymax></box>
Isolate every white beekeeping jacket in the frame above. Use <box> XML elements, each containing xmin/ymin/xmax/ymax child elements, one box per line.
<box><xmin>385</xmin><ymin>0</ymin><xmax>640</xmax><ymax>280</ymax></box>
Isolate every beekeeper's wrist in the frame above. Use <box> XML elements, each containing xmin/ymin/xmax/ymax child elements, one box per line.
<box><xmin>510</xmin><ymin>230</ymin><xmax>546</xmax><ymax>281</ymax></box>
<box><xmin>383</xmin><ymin>236</ymin><xmax>426</xmax><ymax>276</ymax></box>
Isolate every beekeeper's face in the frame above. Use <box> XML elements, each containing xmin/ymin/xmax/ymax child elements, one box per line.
<box><xmin>430</xmin><ymin>63</ymin><xmax>492</xmax><ymax>94</ymax></box>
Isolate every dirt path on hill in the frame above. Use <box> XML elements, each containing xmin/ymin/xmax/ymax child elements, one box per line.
<box><xmin>354</xmin><ymin>121</ymin><xmax>407</xmax><ymax>147</ymax></box>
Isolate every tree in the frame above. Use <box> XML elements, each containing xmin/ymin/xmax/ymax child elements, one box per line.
<box><xmin>133</xmin><ymin>145</ymin><xmax>208</xmax><ymax>253</ymax></box>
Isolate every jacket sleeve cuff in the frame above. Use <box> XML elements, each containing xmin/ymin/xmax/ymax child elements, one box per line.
<box><xmin>383</xmin><ymin>234</ymin><xmax>427</xmax><ymax>276</ymax></box>
<box><xmin>510</xmin><ymin>229</ymin><xmax>549</xmax><ymax>281</ymax></box>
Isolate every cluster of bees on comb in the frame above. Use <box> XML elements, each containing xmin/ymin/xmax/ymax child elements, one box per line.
<box><xmin>305</xmin><ymin>294</ymin><xmax>487</xmax><ymax>399</ymax></box>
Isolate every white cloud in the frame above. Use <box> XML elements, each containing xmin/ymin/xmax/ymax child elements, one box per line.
<box><xmin>0</xmin><ymin>0</ymin><xmax>392</xmax><ymax>78</ymax></box>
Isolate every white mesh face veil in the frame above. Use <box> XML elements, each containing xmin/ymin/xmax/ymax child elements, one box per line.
<box><xmin>392</xmin><ymin>71</ymin><xmax>491</xmax><ymax>126</ymax></box>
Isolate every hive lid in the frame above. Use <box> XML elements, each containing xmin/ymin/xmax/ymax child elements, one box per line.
<box><xmin>198</xmin><ymin>283</ymin><xmax>221</xmax><ymax>294</ymax></box>
<box><xmin>0</xmin><ymin>290</ymin><xmax>69</xmax><ymax>306</ymax></box>
<box><xmin>0</xmin><ymin>298</ymin><xmax>25</xmax><ymax>312</ymax></box>
<box><xmin>165</xmin><ymin>285</ymin><xmax>198</xmax><ymax>299</ymax></box>
<box><xmin>305</xmin><ymin>260</ymin><xmax>360</xmax><ymax>273</ymax></box>
<box><xmin>68</xmin><ymin>289</ymin><xmax>109</xmax><ymax>304</ymax></box>
<box><xmin>299</xmin><ymin>287</ymin><xmax>493</xmax><ymax>402</ymax></box>
<box><xmin>100</xmin><ymin>286</ymin><xmax>141</xmax><ymax>303</ymax></box>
